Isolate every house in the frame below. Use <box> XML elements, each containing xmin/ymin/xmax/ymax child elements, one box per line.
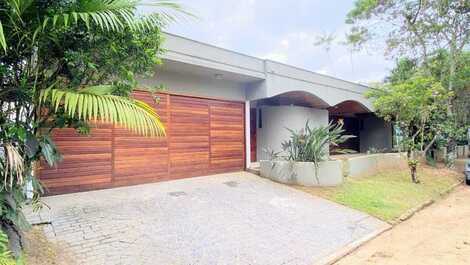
<box><xmin>39</xmin><ymin>33</ymin><xmax>393</xmax><ymax>194</ymax></box>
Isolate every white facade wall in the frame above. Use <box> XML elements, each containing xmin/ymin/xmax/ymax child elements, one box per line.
<box><xmin>138</xmin><ymin>70</ymin><xmax>247</xmax><ymax>101</ymax></box>
<box><xmin>256</xmin><ymin>106</ymin><xmax>329</xmax><ymax>160</ymax></box>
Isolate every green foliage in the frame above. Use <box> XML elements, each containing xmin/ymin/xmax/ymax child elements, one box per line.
<box><xmin>384</xmin><ymin>51</ymin><xmax>470</xmax><ymax>145</ymax></box>
<box><xmin>346</xmin><ymin>0</ymin><xmax>469</xmax><ymax>59</ymax></box>
<box><xmin>301</xmin><ymin>167</ymin><xmax>460</xmax><ymax>222</ymax></box>
<box><xmin>366</xmin><ymin>75</ymin><xmax>451</xmax><ymax>126</ymax></box>
<box><xmin>282</xmin><ymin>122</ymin><xmax>355</xmax><ymax>163</ymax></box>
<box><xmin>0</xmin><ymin>230</ymin><xmax>15</xmax><ymax>265</ymax></box>
<box><xmin>0</xmin><ymin>0</ymin><xmax>189</xmax><ymax>254</ymax></box>
<box><xmin>39</xmin><ymin>87</ymin><xmax>165</xmax><ymax>136</ymax></box>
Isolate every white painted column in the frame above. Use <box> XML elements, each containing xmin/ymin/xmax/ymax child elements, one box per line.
<box><xmin>245</xmin><ymin>100</ymin><xmax>251</xmax><ymax>169</ymax></box>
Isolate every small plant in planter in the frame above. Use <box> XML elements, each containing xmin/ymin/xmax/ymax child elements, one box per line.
<box><xmin>281</xmin><ymin>121</ymin><xmax>355</xmax><ymax>184</ymax></box>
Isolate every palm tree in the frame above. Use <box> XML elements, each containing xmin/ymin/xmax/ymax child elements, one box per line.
<box><xmin>0</xmin><ymin>0</ymin><xmax>189</xmax><ymax>136</ymax></box>
<box><xmin>0</xmin><ymin>1</ymin><xmax>190</xmax><ymax>256</ymax></box>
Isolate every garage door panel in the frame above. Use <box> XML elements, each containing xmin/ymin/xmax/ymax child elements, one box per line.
<box><xmin>42</xmin><ymin>174</ymin><xmax>111</xmax><ymax>188</ymax></box>
<box><xmin>114</xmin><ymin>167</ymin><xmax>168</xmax><ymax>178</ymax></box>
<box><xmin>40</xmin><ymin>92</ymin><xmax>244</xmax><ymax>194</ymax></box>
<box><xmin>170</xmin><ymin>165</ymin><xmax>209</xmax><ymax>178</ymax></box>
<box><xmin>114</xmin><ymin>140</ymin><xmax>168</xmax><ymax>149</ymax></box>
<box><xmin>40</xmin><ymin>165</ymin><xmax>112</xmax><ymax>179</ymax></box>
<box><xmin>210</xmin><ymin>158</ymin><xmax>245</xmax><ymax>169</ymax></box>
<box><xmin>210</xmin><ymin>116</ymin><xmax>243</xmax><ymax>124</ymax></box>
<box><xmin>209</xmin><ymin>101</ymin><xmax>245</xmax><ymax>172</ymax></box>
<box><xmin>170</xmin><ymin>152</ymin><xmax>209</xmax><ymax>163</ymax></box>
<box><xmin>170</xmin><ymin>143</ymin><xmax>209</xmax><ymax>151</ymax></box>
<box><xmin>211</xmin><ymin>122</ymin><xmax>243</xmax><ymax>130</ymax></box>
<box><xmin>114</xmin><ymin>148</ymin><xmax>168</xmax><ymax>158</ymax></box>
<box><xmin>114</xmin><ymin>158</ymin><xmax>168</xmax><ymax>168</ymax></box>
<box><xmin>110</xmin><ymin>92</ymin><xmax>170</xmax><ymax>185</ymax></box>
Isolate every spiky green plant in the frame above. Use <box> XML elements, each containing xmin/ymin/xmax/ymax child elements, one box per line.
<box><xmin>282</xmin><ymin>122</ymin><xmax>355</xmax><ymax>183</ymax></box>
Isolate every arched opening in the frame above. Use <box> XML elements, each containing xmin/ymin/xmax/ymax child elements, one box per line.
<box><xmin>257</xmin><ymin>91</ymin><xmax>330</xmax><ymax>109</ymax></box>
<box><xmin>327</xmin><ymin>100</ymin><xmax>372</xmax><ymax>116</ymax></box>
<box><xmin>328</xmin><ymin>100</ymin><xmax>372</xmax><ymax>154</ymax></box>
<box><xmin>328</xmin><ymin>101</ymin><xmax>392</xmax><ymax>154</ymax></box>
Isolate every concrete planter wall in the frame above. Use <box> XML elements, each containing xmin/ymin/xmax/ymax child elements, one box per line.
<box><xmin>346</xmin><ymin>153</ymin><xmax>408</xmax><ymax>178</ymax></box>
<box><xmin>259</xmin><ymin>153</ymin><xmax>409</xmax><ymax>187</ymax></box>
<box><xmin>457</xmin><ymin>145</ymin><xmax>469</xmax><ymax>158</ymax></box>
<box><xmin>259</xmin><ymin>160</ymin><xmax>343</xmax><ymax>187</ymax></box>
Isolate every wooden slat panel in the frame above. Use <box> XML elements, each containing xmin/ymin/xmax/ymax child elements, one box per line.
<box><xmin>39</xmin><ymin>123</ymin><xmax>113</xmax><ymax>193</ymax></box>
<box><xmin>113</xmin><ymin>92</ymin><xmax>169</xmax><ymax>185</ymax></box>
<box><xmin>40</xmin><ymin>91</ymin><xmax>245</xmax><ymax>194</ymax></box>
<box><xmin>209</xmin><ymin>100</ymin><xmax>245</xmax><ymax>172</ymax></box>
<box><xmin>169</xmin><ymin>95</ymin><xmax>210</xmax><ymax>178</ymax></box>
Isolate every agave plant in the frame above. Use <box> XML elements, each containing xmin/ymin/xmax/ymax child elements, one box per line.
<box><xmin>281</xmin><ymin>121</ymin><xmax>355</xmax><ymax>183</ymax></box>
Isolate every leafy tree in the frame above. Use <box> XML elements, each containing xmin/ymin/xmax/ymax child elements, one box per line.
<box><xmin>387</xmin><ymin>51</ymin><xmax>470</xmax><ymax>148</ymax></box>
<box><xmin>346</xmin><ymin>0</ymin><xmax>469</xmax><ymax>86</ymax></box>
<box><xmin>366</xmin><ymin>74</ymin><xmax>452</xmax><ymax>183</ymax></box>
<box><xmin>346</xmin><ymin>0</ymin><xmax>469</xmax><ymax>108</ymax></box>
<box><xmin>0</xmin><ymin>0</ymin><xmax>188</xmax><ymax>255</ymax></box>
<box><xmin>346</xmin><ymin>0</ymin><xmax>469</xmax><ymax>165</ymax></box>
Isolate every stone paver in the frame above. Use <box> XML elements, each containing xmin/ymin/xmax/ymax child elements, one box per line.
<box><xmin>27</xmin><ymin>172</ymin><xmax>387</xmax><ymax>265</ymax></box>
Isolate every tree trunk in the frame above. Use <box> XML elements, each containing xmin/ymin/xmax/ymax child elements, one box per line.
<box><xmin>410</xmin><ymin>164</ymin><xmax>419</xmax><ymax>184</ymax></box>
<box><xmin>407</xmin><ymin>149</ymin><xmax>420</xmax><ymax>183</ymax></box>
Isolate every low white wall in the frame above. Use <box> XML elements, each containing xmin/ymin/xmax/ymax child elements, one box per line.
<box><xmin>259</xmin><ymin>153</ymin><xmax>408</xmax><ymax>187</ymax></box>
<box><xmin>260</xmin><ymin>160</ymin><xmax>343</xmax><ymax>187</ymax></box>
<box><xmin>256</xmin><ymin>105</ymin><xmax>328</xmax><ymax>160</ymax></box>
<box><xmin>343</xmin><ymin>153</ymin><xmax>408</xmax><ymax>178</ymax></box>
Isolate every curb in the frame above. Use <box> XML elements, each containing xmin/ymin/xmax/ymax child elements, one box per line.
<box><xmin>318</xmin><ymin>180</ymin><xmax>463</xmax><ymax>265</ymax></box>
<box><xmin>393</xmin><ymin>180</ymin><xmax>463</xmax><ymax>224</ymax></box>
<box><xmin>316</xmin><ymin>223</ymin><xmax>392</xmax><ymax>265</ymax></box>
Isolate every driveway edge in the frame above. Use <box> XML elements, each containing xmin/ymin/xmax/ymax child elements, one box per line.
<box><xmin>318</xmin><ymin>181</ymin><xmax>463</xmax><ymax>265</ymax></box>
<box><xmin>315</xmin><ymin>223</ymin><xmax>392</xmax><ymax>265</ymax></box>
<box><xmin>395</xmin><ymin>180</ymin><xmax>463</xmax><ymax>223</ymax></box>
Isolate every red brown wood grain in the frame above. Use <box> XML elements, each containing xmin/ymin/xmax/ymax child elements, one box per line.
<box><xmin>39</xmin><ymin>91</ymin><xmax>245</xmax><ymax>194</ymax></box>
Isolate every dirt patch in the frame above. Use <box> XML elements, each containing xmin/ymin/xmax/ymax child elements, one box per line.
<box><xmin>23</xmin><ymin>226</ymin><xmax>74</xmax><ymax>265</ymax></box>
<box><xmin>335</xmin><ymin>185</ymin><xmax>470</xmax><ymax>265</ymax></box>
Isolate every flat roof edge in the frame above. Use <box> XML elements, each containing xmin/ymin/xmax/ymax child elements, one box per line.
<box><xmin>162</xmin><ymin>32</ymin><xmax>371</xmax><ymax>91</ymax></box>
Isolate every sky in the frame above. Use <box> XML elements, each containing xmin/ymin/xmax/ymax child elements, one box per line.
<box><xmin>161</xmin><ymin>0</ymin><xmax>395</xmax><ymax>84</ymax></box>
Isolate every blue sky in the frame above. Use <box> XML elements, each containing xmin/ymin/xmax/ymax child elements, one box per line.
<box><xmin>163</xmin><ymin>0</ymin><xmax>394</xmax><ymax>84</ymax></box>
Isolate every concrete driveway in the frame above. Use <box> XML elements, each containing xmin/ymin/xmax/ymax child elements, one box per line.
<box><xmin>28</xmin><ymin>172</ymin><xmax>388</xmax><ymax>265</ymax></box>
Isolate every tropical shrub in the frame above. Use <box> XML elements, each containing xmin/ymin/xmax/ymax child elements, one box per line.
<box><xmin>281</xmin><ymin>122</ymin><xmax>355</xmax><ymax>182</ymax></box>
<box><xmin>0</xmin><ymin>230</ymin><xmax>15</xmax><ymax>265</ymax></box>
<box><xmin>0</xmin><ymin>0</ymin><xmax>189</xmax><ymax>255</ymax></box>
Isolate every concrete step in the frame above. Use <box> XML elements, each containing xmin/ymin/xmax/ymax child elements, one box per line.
<box><xmin>246</xmin><ymin>162</ymin><xmax>260</xmax><ymax>176</ymax></box>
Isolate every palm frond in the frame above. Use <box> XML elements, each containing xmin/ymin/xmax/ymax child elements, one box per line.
<box><xmin>43</xmin><ymin>0</ymin><xmax>191</xmax><ymax>32</ymax></box>
<box><xmin>39</xmin><ymin>87</ymin><xmax>165</xmax><ymax>137</ymax></box>
<box><xmin>2</xmin><ymin>143</ymin><xmax>25</xmax><ymax>190</ymax></box>
<box><xmin>0</xmin><ymin>21</ymin><xmax>6</xmax><ymax>52</ymax></box>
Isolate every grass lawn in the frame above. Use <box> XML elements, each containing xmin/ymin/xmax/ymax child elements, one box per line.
<box><xmin>295</xmin><ymin>166</ymin><xmax>462</xmax><ymax>223</ymax></box>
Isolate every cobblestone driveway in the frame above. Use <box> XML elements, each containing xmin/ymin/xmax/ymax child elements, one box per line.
<box><xmin>28</xmin><ymin>172</ymin><xmax>387</xmax><ymax>265</ymax></box>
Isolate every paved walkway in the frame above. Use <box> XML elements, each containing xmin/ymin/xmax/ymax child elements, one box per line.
<box><xmin>336</xmin><ymin>185</ymin><xmax>470</xmax><ymax>265</ymax></box>
<box><xmin>28</xmin><ymin>172</ymin><xmax>387</xmax><ymax>265</ymax></box>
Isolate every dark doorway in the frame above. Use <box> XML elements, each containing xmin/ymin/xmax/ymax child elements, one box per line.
<box><xmin>329</xmin><ymin>116</ymin><xmax>361</xmax><ymax>153</ymax></box>
<box><xmin>250</xmin><ymin>108</ymin><xmax>257</xmax><ymax>162</ymax></box>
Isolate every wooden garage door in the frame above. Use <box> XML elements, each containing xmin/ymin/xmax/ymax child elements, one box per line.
<box><xmin>40</xmin><ymin>92</ymin><xmax>245</xmax><ymax>194</ymax></box>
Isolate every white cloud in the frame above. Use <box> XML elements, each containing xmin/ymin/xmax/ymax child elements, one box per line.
<box><xmin>316</xmin><ymin>69</ymin><xmax>329</xmax><ymax>75</ymax></box>
<box><xmin>280</xmin><ymin>39</ymin><xmax>289</xmax><ymax>48</ymax></box>
<box><xmin>261</xmin><ymin>52</ymin><xmax>289</xmax><ymax>63</ymax></box>
<box><xmin>165</xmin><ymin>0</ymin><xmax>394</xmax><ymax>83</ymax></box>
